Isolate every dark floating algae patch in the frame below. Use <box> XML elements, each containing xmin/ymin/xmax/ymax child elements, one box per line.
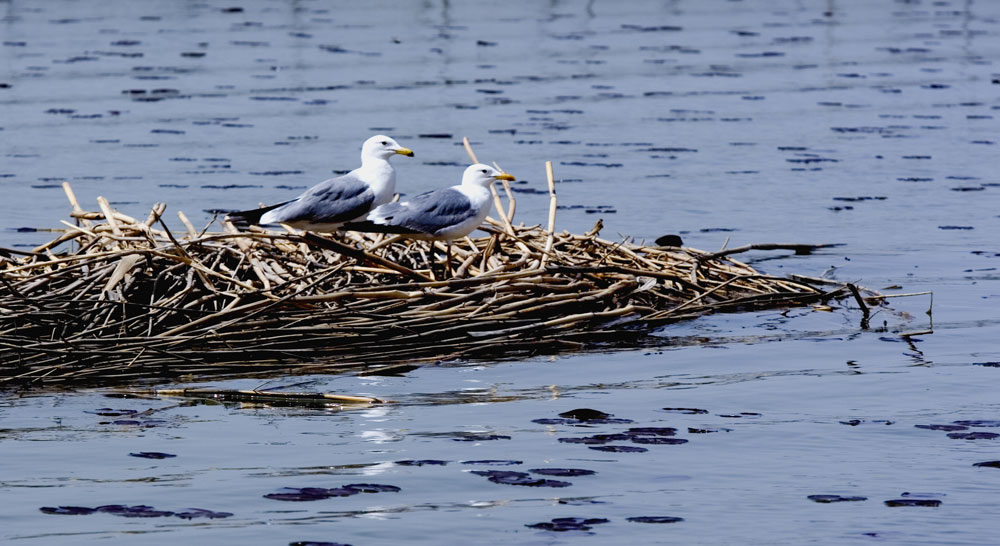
<box><xmin>915</xmin><ymin>424</ymin><xmax>968</xmax><ymax>431</ymax></box>
<box><xmin>947</xmin><ymin>432</ymin><xmax>1000</xmax><ymax>440</ymax></box>
<box><xmin>808</xmin><ymin>495</ymin><xmax>868</xmax><ymax>503</ymax></box>
<box><xmin>627</xmin><ymin>516</ymin><xmax>685</xmax><ymax>523</ymax></box>
<box><xmin>953</xmin><ymin>420</ymin><xmax>1000</xmax><ymax>427</ymax></box>
<box><xmin>264</xmin><ymin>483</ymin><xmax>399</xmax><ymax>501</ymax></box>
<box><xmin>529</xmin><ymin>468</ymin><xmax>596</xmax><ymax>477</ymax></box>
<box><xmin>129</xmin><ymin>451</ymin><xmax>177</xmax><ymax>459</ymax></box>
<box><xmin>470</xmin><ymin>470</ymin><xmax>572</xmax><ymax>488</ymax></box>
<box><xmin>662</xmin><ymin>407</ymin><xmax>708</xmax><ymax>414</ymax></box>
<box><xmin>41</xmin><ymin>504</ymin><xmax>231</xmax><ymax>519</ymax></box>
<box><xmin>884</xmin><ymin>499</ymin><xmax>942</xmax><ymax>507</ymax></box>
<box><xmin>589</xmin><ymin>445</ymin><xmax>648</xmax><ymax>453</ymax></box>
<box><xmin>395</xmin><ymin>459</ymin><xmax>448</xmax><ymax>466</ymax></box>
<box><xmin>526</xmin><ymin>517</ymin><xmax>610</xmax><ymax>532</ymax></box>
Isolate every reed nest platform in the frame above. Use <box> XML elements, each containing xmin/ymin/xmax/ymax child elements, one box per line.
<box><xmin>1</xmin><ymin>176</ymin><xmax>860</xmax><ymax>387</ymax></box>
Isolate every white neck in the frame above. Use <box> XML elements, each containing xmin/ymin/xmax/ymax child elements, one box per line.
<box><xmin>455</xmin><ymin>184</ymin><xmax>492</xmax><ymax>215</ymax></box>
<box><xmin>355</xmin><ymin>157</ymin><xmax>396</xmax><ymax>206</ymax></box>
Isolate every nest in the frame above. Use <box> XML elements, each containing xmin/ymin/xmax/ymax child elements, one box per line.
<box><xmin>0</xmin><ymin>176</ymin><xmax>857</xmax><ymax>387</ymax></box>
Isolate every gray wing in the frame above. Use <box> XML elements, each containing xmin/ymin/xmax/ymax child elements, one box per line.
<box><xmin>266</xmin><ymin>173</ymin><xmax>375</xmax><ymax>225</ymax></box>
<box><xmin>373</xmin><ymin>188</ymin><xmax>476</xmax><ymax>236</ymax></box>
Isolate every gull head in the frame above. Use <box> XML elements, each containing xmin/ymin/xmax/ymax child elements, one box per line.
<box><xmin>462</xmin><ymin>163</ymin><xmax>516</xmax><ymax>189</ymax></box>
<box><xmin>362</xmin><ymin>135</ymin><xmax>414</xmax><ymax>160</ymax></box>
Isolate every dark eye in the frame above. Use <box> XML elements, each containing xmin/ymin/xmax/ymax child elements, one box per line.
<box><xmin>381</xmin><ymin>141</ymin><xmax>388</xmax><ymax>145</ymax></box>
<box><xmin>481</xmin><ymin>169</ymin><xmax>488</xmax><ymax>174</ymax></box>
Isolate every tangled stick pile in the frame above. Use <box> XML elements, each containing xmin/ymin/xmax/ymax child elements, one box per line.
<box><xmin>0</xmin><ymin>168</ymin><xmax>856</xmax><ymax>386</ymax></box>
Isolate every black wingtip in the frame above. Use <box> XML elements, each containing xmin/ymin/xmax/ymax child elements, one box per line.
<box><xmin>224</xmin><ymin>201</ymin><xmax>289</xmax><ymax>231</ymax></box>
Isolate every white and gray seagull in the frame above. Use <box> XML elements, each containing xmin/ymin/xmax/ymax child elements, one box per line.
<box><xmin>225</xmin><ymin>135</ymin><xmax>414</xmax><ymax>231</ymax></box>
<box><xmin>344</xmin><ymin>163</ymin><xmax>516</xmax><ymax>273</ymax></box>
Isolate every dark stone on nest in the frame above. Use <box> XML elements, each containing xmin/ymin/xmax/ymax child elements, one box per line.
<box><xmin>343</xmin><ymin>483</ymin><xmax>401</xmax><ymax>493</ymax></box>
<box><xmin>129</xmin><ymin>452</ymin><xmax>176</xmax><ymax>459</ymax></box>
<box><xmin>947</xmin><ymin>431</ymin><xmax>1000</xmax><ymax>440</ymax></box>
<box><xmin>807</xmin><ymin>495</ymin><xmax>868</xmax><ymax>503</ymax></box>
<box><xmin>553</xmin><ymin>408</ymin><xmax>633</xmax><ymax>423</ymax></box>
<box><xmin>395</xmin><ymin>459</ymin><xmax>448</xmax><ymax>466</ymax></box>
<box><xmin>627</xmin><ymin>516</ymin><xmax>684</xmax><ymax>523</ymax></box>
<box><xmin>529</xmin><ymin>468</ymin><xmax>596</xmax><ymax>477</ymax></box>
<box><xmin>588</xmin><ymin>445</ymin><xmax>647</xmax><ymax>453</ymax></box>
<box><xmin>884</xmin><ymin>499</ymin><xmax>941</xmax><ymax>507</ymax></box>
<box><xmin>559</xmin><ymin>408</ymin><xmax>610</xmax><ymax>420</ymax></box>
<box><xmin>461</xmin><ymin>460</ymin><xmax>522</xmax><ymax>465</ymax></box>
<box><xmin>915</xmin><ymin>424</ymin><xmax>968</xmax><ymax>431</ymax></box>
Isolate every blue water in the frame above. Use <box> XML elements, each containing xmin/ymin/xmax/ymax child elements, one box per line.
<box><xmin>3</xmin><ymin>0</ymin><xmax>1000</xmax><ymax>544</ymax></box>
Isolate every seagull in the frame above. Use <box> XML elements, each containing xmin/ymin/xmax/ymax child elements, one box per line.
<box><xmin>345</xmin><ymin>163</ymin><xmax>516</xmax><ymax>274</ymax></box>
<box><xmin>225</xmin><ymin>135</ymin><xmax>414</xmax><ymax>231</ymax></box>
